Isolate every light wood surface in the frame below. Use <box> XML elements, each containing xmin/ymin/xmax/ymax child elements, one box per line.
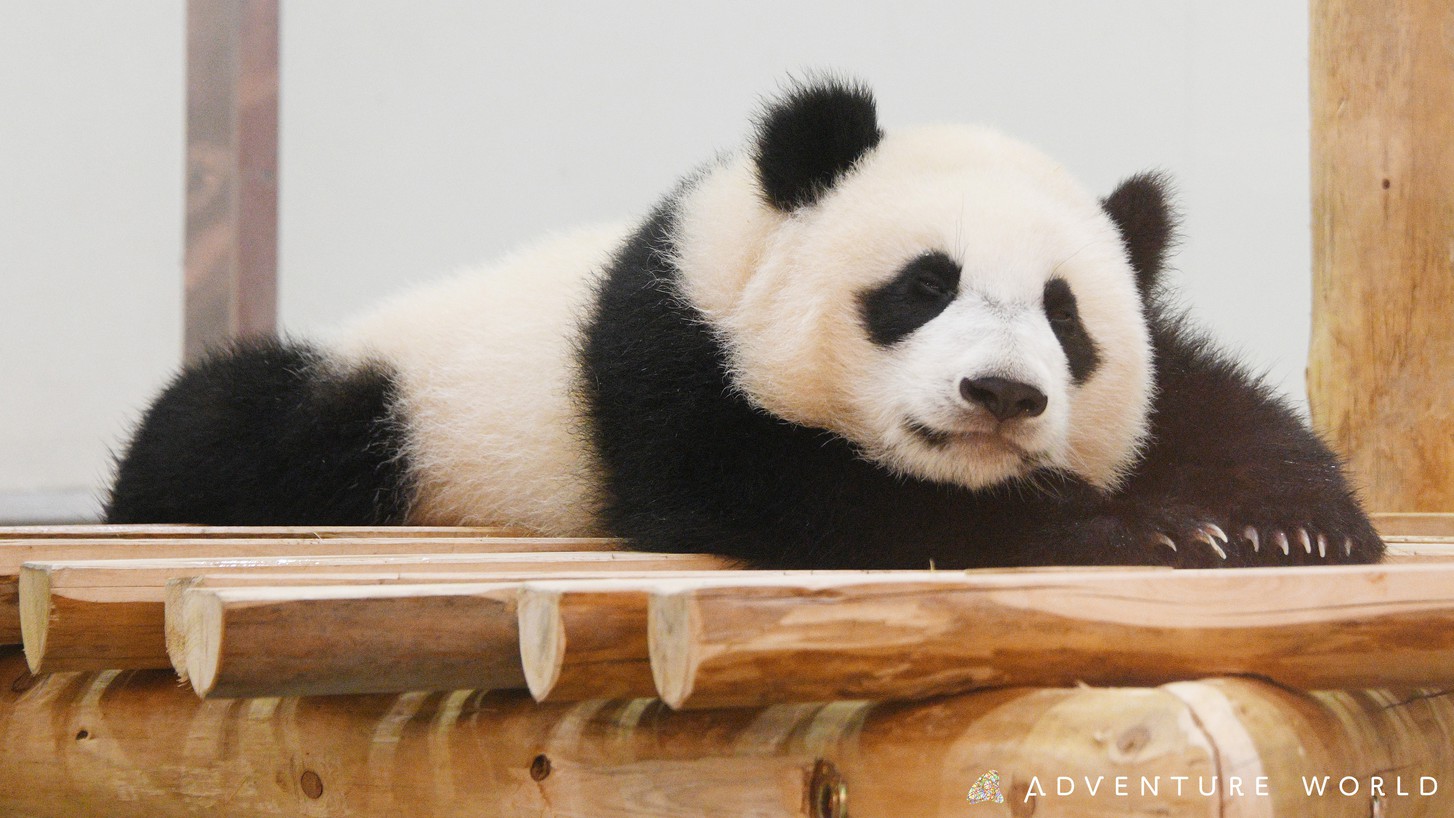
<box><xmin>1</xmin><ymin>648</ymin><xmax>1449</xmax><ymax>816</ymax></box>
<box><xmin>19</xmin><ymin>552</ymin><xmax>728</xmax><ymax>673</ymax></box>
<box><xmin>1309</xmin><ymin>0</ymin><xmax>1454</xmax><ymax>511</ymax></box>
<box><xmin>645</xmin><ymin>565</ymin><xmax>1454</xmax><ymax>709</ymax></box>
<box><xmin>1372</xmin><ymin>513</ymin><xmax>1454</xmax><ymax>538</ymax></box>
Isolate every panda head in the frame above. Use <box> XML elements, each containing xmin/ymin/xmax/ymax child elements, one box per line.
<box><xmin>673</xmin><ymin>79</ymin><xmax>1173</xmax><ymax>491</ymax></box>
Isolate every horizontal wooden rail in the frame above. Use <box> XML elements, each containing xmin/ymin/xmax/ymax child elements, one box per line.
<box><xmin>1</xmin><ymin>649</ymin><xmax>1450</xmax><ymax>816</ymax></box>
<box><xmin>19</xmin><ymin>552</ymin><xmax>728</xmax><ymax>673</ymax></box>
<box><xmin>646</xmin><ymin>564</ymin><xmax>1454</xmax><ymax>709</ymax></box>
<box><xmin>0</xmin><ymin>524</ymin><xmax>528</xmax><ymax>539</ymax></box>
<box><xmin>176</xmin><ymin>583</ymin><xmax>530</xmax><ymax>697</ymax></box>
<box><xmin>0</xmin><ymin>537</ymin><xmax>619</xmax><ymax>645</ymax></box>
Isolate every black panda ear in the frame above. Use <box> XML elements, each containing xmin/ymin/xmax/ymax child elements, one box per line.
<box><xmin>1101</xmin><ymin>172</ymin><xmax>1177</xmax><ymax>299</ymax></box>
<box><xmin>754</xmin><ymin>79</ymin><xmax>882</xmax><ymax>211</ymax></box>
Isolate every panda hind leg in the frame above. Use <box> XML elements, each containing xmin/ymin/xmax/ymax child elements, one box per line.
<box><xmin>104</xmin><ymin>338</ymin><xmax>413</xmax><ymax>525</ymax></box>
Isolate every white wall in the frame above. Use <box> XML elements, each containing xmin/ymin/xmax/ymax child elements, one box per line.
<box><xmin>0</xmin><ymin>1</ymin><xmax>1312</xmax><ymax>517</ymax></box>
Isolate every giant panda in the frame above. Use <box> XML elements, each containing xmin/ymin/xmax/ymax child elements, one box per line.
<box><xmin>105</xmin><ymin>79</ymin><xmax>1384</xmax><ymax>570</ymax></box>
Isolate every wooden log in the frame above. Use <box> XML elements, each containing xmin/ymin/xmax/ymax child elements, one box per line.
<box><xmin>517</xmin><ymin>581</ymin><xmax>656</xmax><ymax>703</ymax></box>
<box><xmin>0</xmin><ymin>525</ymin><xmax>527</xmax><ymax>539</ymax></box>
<box><xmin>1309</xmin><ymin>0</ymin><xmax>1454</xmax><ymax>511</ymax></box>
<box><xmin>2</xmin><ymin>649</ymin><xmax>1451</xmax><ymax>817</ymax></box>
<box><xmin>646</xmin><ymin>565</ymin><xmax>1454</xmax><ymax>709</ymax></box>
<box><xmin>517</xmin><ymin>574</ymin><xmax>846</xmax><ymax>702</ymax></box>
<box><xmin>0</xmin><ymin>536</ymin><xmax>617</xmax><ymax>582</ymax></box>
<box><xmin>177</xmin><ymin>583</ymin><xmax>526</xmax><ymax>697</ymax></box>
<box><xmin>0</xmin><ymin>537</ymin><xmax>617</xmax><ymax>646</ymax></box>
<box><xmin>20</xmin><ymin>552</ymin><xmax>727</xmax><ymax>673</ymax></box>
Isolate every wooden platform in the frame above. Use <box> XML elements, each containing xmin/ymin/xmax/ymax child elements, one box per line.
<box><xmin>0</xmin><ymin>516</ymin><xmax>1451</xmax><ymax>816</ymax></box>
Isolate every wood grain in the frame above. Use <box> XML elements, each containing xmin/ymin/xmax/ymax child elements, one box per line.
<box><xmin>645</xmin><ymin>565</ymin><xmax>1454</xmax><ymax>709</ymax></box>
<box><xmin>1372</xmin><ymin>513</ymin><xmax>1454</xmax><ymax>538</ymax></box>
<box><xmin>1309</xmin><ymin>0</ymin><xmax>1454</xmax><ymax>511</ymax></box>
<box><xmin>1</xmin><ymin>648</ymin><xmax>1449</xmax><ymax>816</ymax></box>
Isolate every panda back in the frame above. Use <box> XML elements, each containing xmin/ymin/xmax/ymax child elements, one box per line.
<box><xmin>328</xmin><ymin>224</ymin><xmax>629</xmax><ymax>534</ymax></box>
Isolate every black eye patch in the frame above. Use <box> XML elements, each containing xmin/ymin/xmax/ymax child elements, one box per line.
<box><xmin>859</xmin><ymin>251</ymin><xmax>961</xmax><ymax>347</ymax></box>
<box><xmin>1043</xmin><ymin>277</ymin><xmax>1101</xmax><ymax>384</ymax></box>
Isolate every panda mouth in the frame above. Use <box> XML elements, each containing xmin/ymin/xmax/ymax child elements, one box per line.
<box><xmin>904</xmin><ymin>419</ymin><xmax>1015</xmax><ymax>451</ymax></box>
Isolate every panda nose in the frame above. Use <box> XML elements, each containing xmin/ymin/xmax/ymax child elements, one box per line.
<box><xmin>959</xmin><ymin>377</ymin><xmax>1048</xmax><ymax>421</ymax></box>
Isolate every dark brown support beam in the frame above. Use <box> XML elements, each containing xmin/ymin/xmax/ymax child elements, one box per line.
<box><xmin>183</xmin><ymin>0</ymin><xmax>279</xmax><ymax>361</ymax></box>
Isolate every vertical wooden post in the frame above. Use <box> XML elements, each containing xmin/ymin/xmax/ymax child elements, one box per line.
<box><xmin>183</xmin><ymin>0</ymin><xmax>279</xmax><ymax>361</ymax></box>
<box><xmin>1309</xmin><ymin>0</ymin><xmax>1454</xmax><ymax>512</ymax></box>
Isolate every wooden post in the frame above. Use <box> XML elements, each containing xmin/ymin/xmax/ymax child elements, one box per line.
<box><xmin>184</xmin><ymin>0</ymin><xmax>280</xmax><ymax>360</ymax></box>
<box><xmin>2</xmin><ymin>649</ymin><xmax>1451</xmax><ymax>816</ymax></box>
<box><xmin>1309</xmin><ymin>0</ymin><xmax>1454</xmax><ymax>511</ymax></box>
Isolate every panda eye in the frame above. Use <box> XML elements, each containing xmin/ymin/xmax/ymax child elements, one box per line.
<box><xmin>913</xmin><ymin>274</ymin><xmax>950</xmax><ymax>299</ymax></box>
<box><xmin>903</xmin><ymin>252</ymin><xmax>959</xmax><ymax>302</ymax></box>
<box><xmin>1042</xmin><ymin>278</ymin><xmax>1079</xmax><ymax>325</ymax></box>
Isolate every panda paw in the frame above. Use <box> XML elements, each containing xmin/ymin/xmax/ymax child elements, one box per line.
<box><xmin>1148</xmin><ymin>516</ymin><xmax>1383</xmax><ymax>567</ymax></box>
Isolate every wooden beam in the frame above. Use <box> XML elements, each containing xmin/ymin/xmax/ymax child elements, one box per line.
<box><xmin>176</xmin><ymin>583</ymin><xmax>530</xmax><ymax>698</ymax></box>
<box><xmin>1</xmin><ymin>649</ymin><xmax>1450</xmax><ymax>816</ymax></box>
<box><xmin>1309</xmin><ymin>0</ymin><xmax>1454</xmax><ymax>511</ymax></box>
<box><xmin>0</xmin><ymin>537</ymin><xmax>617</xmax><ymax>645</ymax></box>
<box><xmin>19</xmin><ymin>552</ymin><xmax>727</xmax><ymax>673</ymax></box>
<box><xmin>184</xmin><ymin>0</ymin><xmax>280</xmax><ymax>359</ymax></box>
<box><xmin>645</xmin><ymin>565</ymin><xmax>1454</xmax><ymax>709</ymax></box>
<box><xmin>0</xmin><ymin>525</ymin><xmax>528</xmax><ymax>539</ymax></box>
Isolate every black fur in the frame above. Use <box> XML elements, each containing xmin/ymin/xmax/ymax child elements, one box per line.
<box><xmin>754</xmin><ymin>80</ymin><xmax>882</xmax><ymax>211</ymax></box>
<box><xmin>579</xmin><ymin>179</ymin><xmax>1382</xmax><ymax>570</ymax></box>
<box><xmin>1042</xmin><ymin>278</ymin><xmax>1101</xmax><ymax>384</ymax></box>
<box><xmin>858</xmin><ymin>251</ymin><xmax>961</xmax><ymax>346</ymax></box>
<box><xmin>1102</xmin><ymin>171</ymin><xmax>1177</xmax><ymax>298</ymax></box>
<box><xmin>105</xmin><ymin>338</ymin><xmax>412</xmax><ymax>525</ymax></box>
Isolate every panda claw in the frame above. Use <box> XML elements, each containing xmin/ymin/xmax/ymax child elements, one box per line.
<box><xmin>1344</xmin><ymin>537</ymin><xmax>1354</xmax><ymax>557</ymax></box>
<box><xmin>1274</xmin><ymin>530</ymin><xmax>1290</xmax><ymax>556</ymax></box>
<box><xmin>1155</xmin><ymin>533</ymin><xmax>1177</xmax><ymax>552</ymax></box>
<box><xmin>1204</xmin><ymin>523</ymin><xmax>1228</xmax><ymax>544</ymax></box>
<box><xmin>1194</xmin><ymin>530</ymin><xmax>1227</xmax><ymax>560</ymax></box>
<box><xmin>1297</xmin><ymin>528</ymin><xmax>1313</xmax><ymax>554</ymax></box>
<box><xmin>1316</xmin><ymin>533</ymin><xmax>1328</xmax><ymax>559</ymax></box>
<box><xmin>1243</xmin><ymin>526</ymin><xmax>1260</xmax><ymax>552</ymax></box>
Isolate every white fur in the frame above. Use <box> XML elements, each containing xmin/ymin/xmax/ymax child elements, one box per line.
<box><xmin>329</xmin><ymin>226</ymin><xmax>628</xmax><ymax>534</ymax></box>
<box><xmin>325</xmin><ymin>123</ymin><xmax>1153</xmax><ymax>534</ymax></box>
<box><xmin>676</xmin><ymin>125</ymin><xmax>1153</xmax><ymax>490</ymax></box>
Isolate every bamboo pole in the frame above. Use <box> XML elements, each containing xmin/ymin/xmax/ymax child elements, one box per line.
<box><xmin>1309</xmin><ymin>0</ymin><xmax>1454</xmax><ymax>511</ymax></box>
<box><xmin>1</xmin><ymin>648</ymin><xmax>1450</xmax><ymax>816</ymax></box>
<box><xmin>645</xmin><ymin>565</ymin><xmax>1454</xmax><ymax>709</ymax></box>
<box><xmin>20</xmin><ymin>552</ymin><xmax>728</xmax><ymax>673</ymax></box>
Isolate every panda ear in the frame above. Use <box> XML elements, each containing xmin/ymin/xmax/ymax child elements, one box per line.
<box><xmin>754</xmin><ymin>79</ymin><xmax>882</xmax><ymax>211</ymax></box>
<box><xmin>1101</xmin><ymin>172</ymin><xmax>1177</xmax><ymax>299</ymax></box>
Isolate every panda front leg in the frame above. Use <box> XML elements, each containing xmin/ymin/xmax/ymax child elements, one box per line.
<box><xmin>1083</xmin><ymin>329</ymin><xmax>1385</xmax><ymax>568</ymax></box>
